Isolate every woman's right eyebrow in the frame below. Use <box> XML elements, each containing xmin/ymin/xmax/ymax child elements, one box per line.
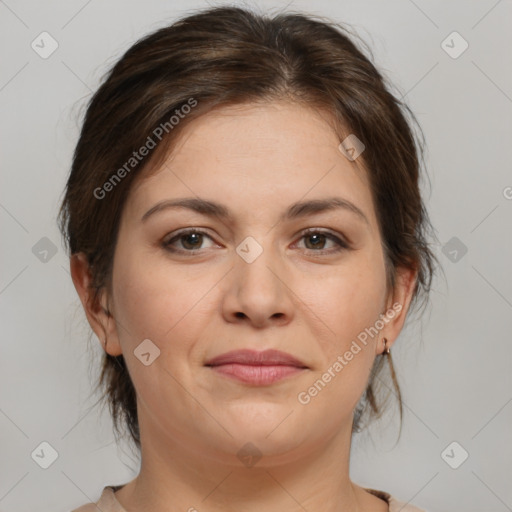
<box><xmin>141</xmin><ymin>196</ymin><xmax>370</xmax><ymax>227</ymax></box>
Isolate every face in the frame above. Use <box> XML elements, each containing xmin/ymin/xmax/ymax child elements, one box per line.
<box><xmin>75</xmin><ymin>101</ymin><xmax>415</xmax><ymax>466</ymax></box>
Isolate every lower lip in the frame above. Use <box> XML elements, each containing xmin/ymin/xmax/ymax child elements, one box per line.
<box><xmin>208</xmin><ymin>363</ymin><xmax>306</xmax><ymax>385</ymax></box>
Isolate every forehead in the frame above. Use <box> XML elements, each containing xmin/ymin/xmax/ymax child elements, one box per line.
<box><xmin>125</xmin><ymin>101</ymin><xmax>376</xmax><ymax>228</ymax></box>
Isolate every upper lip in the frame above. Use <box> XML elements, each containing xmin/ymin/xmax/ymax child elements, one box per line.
<box><xmin>205</xmin><ymin>349</ymin><xmax>308</xmax><ymax>368</ymax></box>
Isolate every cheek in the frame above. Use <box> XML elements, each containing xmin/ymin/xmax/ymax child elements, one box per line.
<box><xmin>295</xmin><ymin>265</ymin><xmax>385</xmax><ymax>416</ymax></box>
<box><xmin>110</xmin><ymin>251</ymin><xmax>216</xmax><ymax>411</ymax></box>
<box><xmin>111</xmin><ymin>248</ymin><xmax>217</xmax><ymax>352</ymax></box>
<box><xmin>302</xmin><ymin>253</ymin><xmax>387</xmax><ymax>348</ymax></box>
<box><xmin>314</xmin><ymin>256</ymin><xmax>387</xmax><ymax>402</ymax></box>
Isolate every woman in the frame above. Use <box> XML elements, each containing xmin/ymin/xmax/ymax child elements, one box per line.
<box><xmin>60</xmin><ymin>5</ymin><xmax>439</xmax><ymax>511</ymax></box>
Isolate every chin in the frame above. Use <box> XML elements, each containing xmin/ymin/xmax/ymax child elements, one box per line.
<box><xmin>205</xmin><ymin>434</ymin><xmax>310</xmax><ymax>468</ymax></box>
<box><xmin>228</xmin><ymin>420</ymin><xmax>307</xmax><ymax>451</ymax></box>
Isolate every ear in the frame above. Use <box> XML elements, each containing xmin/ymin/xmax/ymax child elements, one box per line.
<box><xmin>376</xmin><ymin>265</ymin><xmax>418</xmax><ymax>355</ymax></box>
<box><xmin>69</xmin><ymin>253</ymin><xmax>123</xmax><ymax>356</ymax></box>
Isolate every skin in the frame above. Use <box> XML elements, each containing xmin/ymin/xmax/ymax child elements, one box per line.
<box><xmin>71</xmin><ymin>101</ymin><xmax>417</xmax><ymax>512</ymax></box>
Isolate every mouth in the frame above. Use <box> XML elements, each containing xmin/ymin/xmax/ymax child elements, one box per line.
<box><xmin>204</xmin><ymin>349</ymin><xmax>309</xmax><ymax>386</ymax></box>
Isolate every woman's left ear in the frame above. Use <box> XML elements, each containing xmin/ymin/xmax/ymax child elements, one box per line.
<box><xmin>379</xmin><ymin>266</ymin><xmax>418</xmax><ymax>353</ymax></box>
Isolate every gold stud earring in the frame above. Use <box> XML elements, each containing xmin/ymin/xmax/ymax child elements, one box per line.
<box><xmin>382</xmin><ymin>337</ymin><xmax>390</xmax><ymax>355</ymax></box>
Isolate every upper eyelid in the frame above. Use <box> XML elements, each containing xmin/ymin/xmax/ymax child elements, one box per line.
<box><xmin>165</xmin><ymin>227</ymin><xmax>343</xmax><ymax>239</ymax></box>
<box><xmin>164</xmin><ymin>227</ymin><xmax>348</xmax><ymax>248</ymax></box>
<box><xmin>164</xmin><ymin>227</ymin><xmax>216</xmax><ymax>242</ymax></box>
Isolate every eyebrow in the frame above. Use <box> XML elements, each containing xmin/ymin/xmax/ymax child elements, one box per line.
<box><xmin>141</xmin><ymin>196</ymin><xmax>370</xmax><ymax>226</ymax></box>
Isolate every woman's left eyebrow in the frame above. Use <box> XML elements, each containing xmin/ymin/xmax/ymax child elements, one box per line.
<box><xmin>141</xmin><ymin>196</ymin><xmax>370</xmax><ymax>227</ymax></box>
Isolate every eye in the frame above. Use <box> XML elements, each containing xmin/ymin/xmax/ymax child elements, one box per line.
<box><xmin>162</xmin><ymin>229</ymin><xmax>216</xmax><ymax>253</ymax></box>
<box><xmin>162</xmin><ymin>228</ymin><xmax>350</xmax><ymax>256</ymax></box>
<box><xmin>294</xmin><ymin>229</ymin><xmax>350</xmax><ymax>254</ymax></box>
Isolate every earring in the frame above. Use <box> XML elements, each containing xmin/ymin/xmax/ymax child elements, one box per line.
<box><xmin>382</xmin><ymin>337</ymin><xmax>390</xmax><ymax>355</ymax></box>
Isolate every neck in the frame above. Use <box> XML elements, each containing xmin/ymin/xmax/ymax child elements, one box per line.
<box><xmin>114</xmin><ymin>412</ymin><xmax>379</xmax><ymax>512</ymax></box>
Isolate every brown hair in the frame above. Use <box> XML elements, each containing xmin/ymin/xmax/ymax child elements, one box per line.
<box><xmin>58</xmin><ymin>5</ymin><xmax>441</xmax><ymax>451</ymax></box>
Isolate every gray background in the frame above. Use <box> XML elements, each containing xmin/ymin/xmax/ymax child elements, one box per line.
<box><xmin>1</xmin><ymin>1</ymin><xmax>511</xmax><ymax>511</ymax></box>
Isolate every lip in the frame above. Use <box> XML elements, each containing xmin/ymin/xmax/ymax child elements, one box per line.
<box><xmin>204</xmin><ymin>349</ymin><xmax>308</xmax><ymax>368</ymax></box>
<box><xmin>204</xmin><ymin>349</ymin><xmax>309</xmax><ymax>386</ymax></box>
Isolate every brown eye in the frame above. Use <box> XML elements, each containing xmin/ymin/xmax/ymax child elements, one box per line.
<box><xmin>296</xmin><ymin>229</ymin><xmax>349</xmax><ymax>254</ymax></box>
<box><xmin>180</xmin><ymin>232</ymin><xmax>204</xmax><ymax>250</ymax></box>
<box><xmin>163</xmin><ymin>229</ymin><xmax>215</xmax><ymax>253</ymax></box>
<box><xmin>304</xmin><ymin>233</ymin><xmax>329</xmax><ymax>250</ymax></box>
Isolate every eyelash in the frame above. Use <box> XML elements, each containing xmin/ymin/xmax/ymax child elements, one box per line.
<box><xmin>162</xmin><ymin>228</ymin><xmax>350</xmax><ymax>256</ymax></box>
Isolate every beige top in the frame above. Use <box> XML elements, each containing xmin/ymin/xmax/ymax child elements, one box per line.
<box><xmin>71</xmin><ymin>485</ymin><xmax>427</xmax><ymax>511</ymax></box>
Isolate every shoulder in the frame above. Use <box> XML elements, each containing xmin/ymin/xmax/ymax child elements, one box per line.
<box><xmin>388</xmin><ymin>495</ymin><xmax>428</xmax><ymax>512</ymax></box>
<box><xmin>70</xmin><ymin>486</ymin><xmax>125</xmax><ymax>512</ymax></box>
<box><xmin>76</xmin><ymin>484</ymin><xmax>430</xmax><ymax>512</ymax></box>
<box><xmin>365</xmin><ymin>487</ymin><xmax>428</xmax><ymax>512</ymax></box>
<box><xmin>70</xmin><ymin>504</ymin><xmax>98</xmax><ymax>512</ymax></box>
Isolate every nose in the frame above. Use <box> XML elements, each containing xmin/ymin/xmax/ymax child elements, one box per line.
<box><xmin>221</xmin><ymin>240</ymin><xmax>294</xmax><ymax>328</ymax></box>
